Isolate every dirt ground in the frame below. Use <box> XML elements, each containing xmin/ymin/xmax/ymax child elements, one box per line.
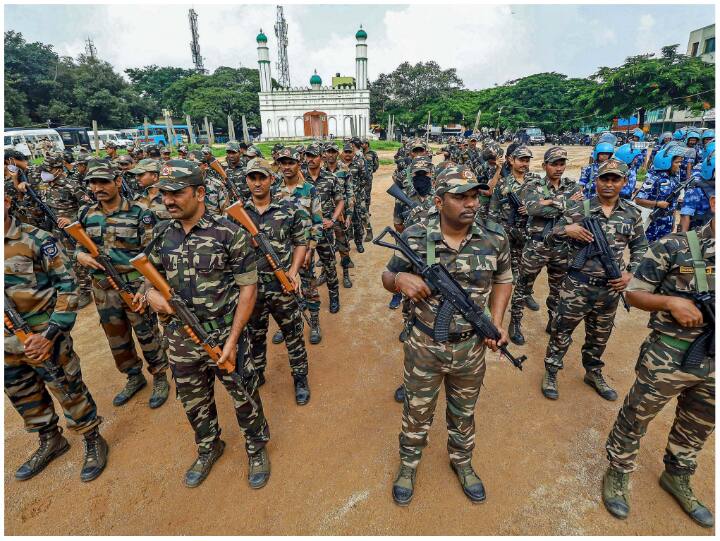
<box><xmin>4</xmin><ymin>144</ymin><xmax>714</xmax><ymax>535</ymax></box>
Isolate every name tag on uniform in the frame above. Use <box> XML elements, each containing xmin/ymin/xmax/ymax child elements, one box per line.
<box><xmin>679</xmin><ymin>266</ymin><xmax>714</xmax><ymax>274</ymax></box>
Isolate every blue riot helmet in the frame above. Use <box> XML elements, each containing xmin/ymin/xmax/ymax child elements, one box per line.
<box><xmin>685</xmin><ymin>130</ymin><xmax>701</xmax><ymax>145</ymax></box>
<box><xmin>705</xmin><ymin>141</ymin><xmax>715</xmax><ymax>156</ymax></box>
<box><xmin>701</xmin><ymin>129</ymin><xmax>715</xmax><ymax>143</ymax></box>
<box><xmin>653</xmin><ymin>143</ymin><xmax>686</xmax><ymax>171</ymax></box>
<box><xmin>658</xmin><ymin>132</ymin><xmax>673</xmax><ymax>145</ymax></box>
<box><xmin>592</xmin><ymin>142</ymin><xmax>615</xmax><ymax>161</ymax></box>
<box><xmin>613</xmin><ymin>143</ymin><xmax>641</xmax><ymax>165</ymax></box>
<box><xmin>700</xmin><ymin>150</ymin><xmax>715</xmax><ymax>182</ymax></box>
<box><xmin>597</xmin><ymin>132</ymin><xmax>618</xmax><ymax>146</ymax></box>
<box><xmin>672</xmin><ymin>129</ymin><xmax>685</xmax><ymax>140</ymax></box>
<box><xmin>631</xmin><ymin>128</ymin><xmax>645</xmax><ymax>141</ymax></box>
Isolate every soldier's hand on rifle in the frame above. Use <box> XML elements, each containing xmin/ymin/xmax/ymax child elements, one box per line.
<box><xmin>654</xmin><ymin>200</ymin><xmax>671</xmax><ymax>210</ymax></box>
<box><xmin>608</xmin><ymin>271</ymin><xmax>632</xmax><ymax>292</ymax></box>
<box><xmin>518</xmin><ymin>205</ymin><xmax>528</xmax><ymax>216</ymax></box>
<box><xmin>303</xmin><ymin>247</ymin><xmax>315</xmax><ymax>269</ymax></box>
<box><xmin>57</xmin><ymin>217</ymin><xmax>71</xmax><ymax>228</ymax></box>
<box><xmin>570</xmin><ymin>191</ymin><xmax>584</xmax><ymax>202</ymax></box>
<box><xmin>23</xmin><ymin>333</ymin><xmax>53</xmax><ymax>363</ymax></box>
<box><xmin>131</xmin><ymin>291</ymin><xmax>147</xmax><ymax>313</ymax></box>
<box><xmin>563</xmin><ymin>223</ymin><xmax>594</xmax><ymax>243</ymax></box>
<box><xmin>322</xmin><ymin>218</ymin><xmax>334</xmax><ymax>229</ymax></box>
<box><xmin>216</xmin><ymin>338</ymin><xmax>237</xmax><ymax>373</ymax></box>
<box><xmin>17</xmin><ymin>181</ymin><xmax>28</xmax><ymax>193</ymax></box>
<box><xmin>483</xmin><ymin>326</ymin><xmax>509</xmax><ymax>352</ymax></box>
<box><xmin>666</xmin><ymin>297</ymin><xmax>705</xmax><ymax>327</ymax></box>
<box><xmin>394</xmin><ymin>272</ymin><xmax>431</xmax><ymax>302</ymax></box>
<box><xmin>76</xmin><ymin>252</ymin><xmax>106</xmax><ymax>271</ymax></box>
<box><xmin>146</xmin><ymin>288</ymin><xmax>173</xmax><ymax>315</ymax></box>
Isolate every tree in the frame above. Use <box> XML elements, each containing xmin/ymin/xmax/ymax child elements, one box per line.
<box><xmin>125</xmin><ymin>65</ymin><xmax>196</xmax><ymax>103</ymax></box>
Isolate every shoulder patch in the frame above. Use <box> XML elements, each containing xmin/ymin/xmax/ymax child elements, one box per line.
<box><xmin>40</xmin><ymin>237</ymin><xmax>60</xmax><ymax>259</ymax></box>
<box><xmin>142</xmin><ymin>213</ymin><xmax>154</xmax><ymax>225</ymax></box>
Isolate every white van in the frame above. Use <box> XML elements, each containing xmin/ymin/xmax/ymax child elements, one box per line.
<box><xmin>97</xmin><ymin>130</ymin><xmax>133</xmax><ymax>149</ymax></box>
<box><xmin>4</xmin><ymin>128</ymin><xmax>65</xmax><ymax>158</ymax></box>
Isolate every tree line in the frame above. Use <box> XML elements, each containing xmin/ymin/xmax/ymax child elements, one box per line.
<box><xmin>5</xmin><ymin>30</ymin><xmax>715</xmax><ymax>134</ymax></box>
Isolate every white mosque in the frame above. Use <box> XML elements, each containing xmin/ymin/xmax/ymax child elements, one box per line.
<box><xmin>256</xmin><ymin>26</ymin><xmax>371</xmax><ymax>140</ymax></box>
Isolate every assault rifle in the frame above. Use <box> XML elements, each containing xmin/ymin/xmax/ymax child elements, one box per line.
<box><xmin>386</xmin><ymin>183</ymin><xmax>418</xmax><ymax>209</ymax></box>
<box><xmin>647</xmin><ymin>178</ymin><xmax>695</xmax><ymax>222</ymax></box>
<box><xmin>23</xmin><ymin>184</ymin><xmax>76</xmax><ymax>247</ymax></box>
<box><xmin>225</xmin><ymin>202</ymin><xmax>312</xmax><ymax>326</ymax></box>
<box><xmin>204</xmin><ymin>155</ymin><xmax>241</xmax><ymax>201</ymax></box>
<box><xmin>64</xmin><ymin>222</ymin><xmax>145</xmax><ymax>313</ymax></box>
<box><xmin>129</xmin><ymin>253</ymin><xmax>257</xmax><ymax>410</ymax></box>
<box><xmin>507</xmin><ymin>192</ymin><xmax>526</xmax><ymax>228</ymax></box>
<box><xmin>676</xmin><ymin>291</ymin><xmax>715</xmax><ymax>369</ymax></box>
<box><xmin>569</xmin><ymin>218</ymin><xmax>630</xmax><ymax>311</ymax></box>
<box><xmin>4</xmin><ymin>292</ymin><xmax>70</xmax><ymax>397</ymax></box>
<box><xmin>373</xmin><ymin>227</ymin><xmax>526</xmax><ymax>370</ymax></box>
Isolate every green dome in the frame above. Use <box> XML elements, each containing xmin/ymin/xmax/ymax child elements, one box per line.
<box><xmin>355</xmin><ymin>26</ymin><xmax>367</xmax><ymax>39</ymax></box>
<box><xmin>310</xmin><ymin>71</ymin><xmax>322</xmax><ymax>85</ymax></box>
<box><xmin>256</xmin><ymin>30</ymin><xmax>267</xmax><ymax>43</ymax></box>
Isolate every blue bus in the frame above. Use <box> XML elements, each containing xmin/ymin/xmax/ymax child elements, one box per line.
<box><xmin>134</xmin><ymin>124</ymin><xmax>191</xmax><ymax>146</ymax></box>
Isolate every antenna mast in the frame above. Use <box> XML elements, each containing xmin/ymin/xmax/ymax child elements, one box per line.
<box><xmin>84</xmin><ymin>38</ymin><xmax>97</xmax><ymax>60</ymax></box>
<box><xmin>188</xmin><ymin>9</ymin><xmax>206</xmax><ymax>74</ymax></box>
<box><xmin>274</xmin><ymin>5</ymin><xmax>290</xmax><ymax>88</ymax></box>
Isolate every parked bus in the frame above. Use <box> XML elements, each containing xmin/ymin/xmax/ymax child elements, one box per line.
<box><xmin>133</xmin><ymin>124</ymin><xmax>190</xmax><ymax>146</ymax></box>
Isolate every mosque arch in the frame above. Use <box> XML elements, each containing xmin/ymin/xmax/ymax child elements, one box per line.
<box><xmin>278</xmin><ymin>118</ymin><xmax>289</xmax><ymax>138</ymax></box>
<box><xmin>328</xmin><ymin>116</ymin><xmax>338</xmax><ymax>136</ymax></box>
<box><xmin>294</xmin><ymin>117</ymin><xmax>304</xmax><ymax>137</ymax></box>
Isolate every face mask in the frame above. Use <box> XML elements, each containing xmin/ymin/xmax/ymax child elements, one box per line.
<box><xmin>40</xmin><ymin>171</ymin><xmax>55</xmax><ymax>182</ymax></box>
<box><xmin>413</xmin><ymin>173</ymin><xmax>432</xmax><ymax>196</ymax></box>
<box><xmin>6</xmin><ymin>164</ymin><xmax>18</xmax><ymax>173</ymax></box>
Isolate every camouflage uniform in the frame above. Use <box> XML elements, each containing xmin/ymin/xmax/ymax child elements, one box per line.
<box><xmin>203</xmin><ymin>176</ymin><xmax>229</xmax><ymax>215</ymax></box>
<box><xmin>363</xmin><ymin>145</ymin><xmax>379</xmax><ymax>210</ymax></box>
<box><xmin>636</xmin><ymin>169</ymin><xmax>682</xmax><ymax>242</ymax></box>
<box><xmin>146</xmin><ymin>169</ymin><xmax>269</xmax><ymax>453</ymax></box>
<box><xmin>386</xmin><ymin>167</ymin><xmax>513</xmax><ymax>469</ymax></box>
<box><xmin>78</xmin><ymin>191</ymin><xmax>168</xmax><ymax>379</ymax></box>
<box><xmin>544</xmin><ymin>180</ymin><xmax>648</xmax><ymax>373</ymax></box>
<box><xmin>5</xmin><ymin>216</ymin><xmax>100</xmax><ymax>435</ymax></box>
<box><xmin>348</xmin><ymin>147</ymin><xmax>370</xmax><ymax>245</ymax></box>
<box><xmin>325</xmin><ymin>154</ymin><xmax>355</xmax><ymax>270</ymax></box>
<box><xmin>226</xmin><ymin>162</ymin><xmax>248</xmax><ymax>202</ymax></box>
<box><xmin>243</xmin><ymin>197</ymin><xmax>309</xmax><ymax>377</ymax></box>
<box><xmin>510</xmin><ymin>169</ymin><xmax>580</xmax><ymax>325</ymax></box>
<box><xmin>129</xmin><ymin>159</ymin><xmax>172</xmax><ymax>223</ymax></box>
<box><xmin>606</xmin><ymin>221</ymin><xmax>714</xmax><ymax>475</ymax></box>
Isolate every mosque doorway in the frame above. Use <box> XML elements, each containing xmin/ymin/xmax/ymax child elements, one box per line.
<box><xmin>304</xmin><ymin>111</ymin><xmax>328</xmax><ymax>137</ymax></box>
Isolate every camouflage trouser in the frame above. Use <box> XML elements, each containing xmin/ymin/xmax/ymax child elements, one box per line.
<box><xmin>92</xmin><ymin>279</ymin><xmax>168</xmax><ymax>377</ymax></box>
<box><xmin>165</xmin><ymin>324</ymin><xmax>270</xmax><ymax>454</ymax></box>
<box><xmin>606</xmin><ymin>332</ymin><xmax>715</xmax><ymax>475</ymax></box>
<box><xmin>400</xmin><ymin>325</ymin><xmax>487</xmax><ymax>469</ymax></box>
<box><xmin>510</xmin><ymin>239</ymin><xmax>568</xmax><ymax>323</ymax></box>
<box><xmin>5</xmin><ymin>331</ymin><xmax>101</xmax><ymax>435</ymax></box>
<box><xmin>353</xmin><ymin>182</ymin><xmax>370</xmax><ymax>244</ymax></box>
<box><xmin>55</xmin><ymin>232</ymin><xmax>91</xmax><ymax>295</ymax></box>
<box><xmin>317</xmin><ymin>231</ymin><xmax>338</xmax><ymax>292</ymax></box>
<box><xmin>365</xmin><ymin>175</ymin><xmax>373</xmax><ymax>219</ymax></box>
<box><xmin>508</xmin><ymin>234</ymin><xmax>525</xmax><ymax>283</ymax></box>
<box><xmin>248</xmin><ymin>278</ymin><xmax>308</xmax><ymax>377</ymax></box>
<box><xmin>333</xmin><ymin>221</ymin><xmax>352</xmax><ymax>259</ymax></box>
<box><xmin>300</xmin><ymin>256</ymin><xmax>320</xmax><ymax>314</ymax></box>
<box><xmin>544</xmin><ymin>275</ymin><xmax>620</xmax><ymax>372</ymax></box>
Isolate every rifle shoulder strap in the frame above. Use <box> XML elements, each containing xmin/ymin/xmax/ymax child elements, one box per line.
<box><xmin>583</xmin><ymin>199</ymin><xmax>591</xmax><ymax>218</ymax></box>
<box><xmin>685</xmin><ymin>230</ymin><xmax>709</xmax><ymax>293</ymax></box>
<box><xmin>426</xmin><ymin>234</ymin><xmax>436</xmax><ymax>265</ymax></box>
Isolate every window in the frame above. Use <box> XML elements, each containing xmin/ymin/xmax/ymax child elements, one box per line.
<box><xmin>691</xmin><ymin>41</ymin><xmax>699</xmax><ymax>56</ymax></box>
<box><xmin>704</xmin><ymin>37</ymin><xmax>715</xmax><ymax>54</ymax></box>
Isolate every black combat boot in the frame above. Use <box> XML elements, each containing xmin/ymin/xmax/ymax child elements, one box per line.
<box><xmin>584</xmin><ymin>370</ymin><xmax>618</xmax><ymax>401</ymax></box>
<box><xmin>392</xmin><ymin>464</ymin><xmax>416</xmax><ymax>506</ymax></box>
<box><xmin>271</xmin><ymin>329</ymin><xmax>284</xmax><ymax>344</ymax></box>
<box><xmin>394</xmin><ymin>384</ymin><xmax>405</xmax><ymax>403</ymax></box>
<box><xmin>541</xmin><ymin>367</ymin><xmax>559</xmax><ymax>400</ymax></box>
<box><xmin>364</xmin><ymin>226</ymin><xmax>373</xmax><ymax>242</ymax></box>
<box><xmin>15</xmin><ymin>427</ymin><xmax>70</xmax><ymax>481</ymax></box>
<box><xmin>525</xmin><ymin>294</ymin><xmax>540</xmax><ymax>311</ymax></box>
<box><xmin>293</xmin><ymin>374</ymin><xmax>311</xmax><ymax>405</ymax></box>
<box><xmin>80</xmin><ymin>428</ymin><xmax>108</xmax><ymax>482</ymax></box>
<box><xmin>247</xmin><ymin>447</ymin><xmax>271</xmax><ymax>489</ymax></box>
<box><xmin>149</xmin><ymin>372</ymin><xmax>170</xmax><ymax>409</ymax></box>
<box><xmin>660</xmin><ymin>471</ymin><xmax>714</xmax><ymax>528</ymax></box>
<box><xmin>508</xmin><ymin>318</ymin><xmax>525</xmax><ymax>345</ymax></box>
<box><xmin>328</xmin><ymin>289</ymin><xmax>340</xmax><ymax>313</ymax></box>
<box><xmin>342</xmin><ymin>267</ymin><xmax>353</xmax><ymax>288</ymax></box>
<box><xmin>113</xmin><ymin>372</ymin><xmax>147</xmax><ymax>406</ymax></box>
<box><xmin>78</xmin><ymin>291</ymin><xmax>93</xmax><ymax>309</ymax></box>
<box><xmin>341</xmin><ymin>255</ymin><xmax>355</xmax><ymax>269</ymax></box>
<box><xmin>309</xmin><ymin>312</ymin><xmax>322</xmax><ymax>344</ymax></box>
<box><xmin>451</xmin><ymin>462</ymin><xmax>486</xmax><ymax>503</ymax></box>
<box><xmin>184</xmin><ymin>439</ymin><xmax>225</xmax><ymax>488</ymax></box>
<box><xmin>355</xmin><ymin>241</ymin><xmax>365</xmax><ymax>253</ymax></box>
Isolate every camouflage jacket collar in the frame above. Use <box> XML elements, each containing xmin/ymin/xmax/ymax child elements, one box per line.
<box><xmin>5</xmin><ymin>216</ymin><xmax>22</xmax><ymax>240</ymax></box>
<box><xmin>279</xmin><ymin>174</ymin><xmax>307</xmax><ymax>194</ymax></box>
<box><xmin>586</xmin><ymin>195</ymin><xmax>630</xmax><ymax>215</ymax></box>
<box><xmin>541</xmin><ymin>175</ymin><xmax>575</xmax><ymax>192</ymax></box>
<box><xmin>92</xmin><ymin>196</ymin><xmax>133</xmax><ymax>216</ymax></box>
<box><xmin>169</xmin><ymin>209</ymin><xmax>218</xmax><ymax>232</ymax></box>
<box><xmin>425</xmin><ymin>212</ymin><xmax>484</xmax><ymax>245</ymax></box>
<box><xmin>244</xmin><ymin>196</ymin><xmax>283</xmax><ymax>215</ymax></box>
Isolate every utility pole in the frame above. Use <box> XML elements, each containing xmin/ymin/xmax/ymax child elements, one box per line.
<box><xmin>188</xmin><ymin>9</ymin><xmax>206</xmax><ymax>74</ymax></box>
<box><xmin>474</xmin><ymin>109</ymin><xmax>482</xmax><ymax>132</ymax></box>
<box><xmin>425</xmin><ymin>111</ymin><xmax>431</xmax><ymax>144</ymax></box>
<box><xmin>274</xmin><ymin>5</ymin><xmax>291</xmax><ymax>88</ymax></box>
<box><xmin>242</xmin><ymin>115</ymin><xmax>250</xmax><ymax>143</ymax></box>
<box><xmin>228</xmin><ymin>115</ymin><xmax>236</xmax><ymax>141</ymax></box>
<box><xmin>186</xmin><ymin>114</ymin><xmax>195</xmax><ymax>145</ymax></box>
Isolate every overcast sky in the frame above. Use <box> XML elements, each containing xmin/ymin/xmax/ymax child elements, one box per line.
<box><xmin>4</xmin><ymin>3</ymin><xmax>715</xmax><ymax>89</ymax></box>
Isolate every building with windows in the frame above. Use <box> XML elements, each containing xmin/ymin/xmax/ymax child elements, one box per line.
<box><xmin>256</xmin><ymin>26</ymin><xmax>371</xmax><ymax>140</ymax></box>
<box><xmin>687</xmin><ymin>24</ymin><xmax>715</xmax><ymax>64</ymax></box>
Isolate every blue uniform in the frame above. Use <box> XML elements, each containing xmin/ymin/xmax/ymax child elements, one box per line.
<box><xmin>679</xmin><ymin>146</ymin><xmax>698</xmax><ymax>183</ymax></box>
<box><xmin>636</xmin><ymin>170</ymin><xmax>681</xmax><ymax>242</ymax></box>
<box><xmin>580</xmin><ymin>162</ymin><xmax>635</xmax><ymax>199</ymax></box>
<box><xmin>680</xmin><ymin>164</ymin><xmax>712</xmax><ymax>230</ymax></box>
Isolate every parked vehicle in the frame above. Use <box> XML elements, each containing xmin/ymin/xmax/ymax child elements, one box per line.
<box><xmin>97</xmin><ymin>130</ymin><xmax>133</xmax><ymax>148</ymax></box>
<box><xmin>133</xmin><ymin>124</ymin><xmax>190</xmax><ymax>146</ymax></box>
<box><xmin>54</xmin><ymin>126</ymin><xmax>92</xmax><ymax>150</ymax></box>
<box><xmin>4</xmin><ymin>128</ymin><xmax>65</xmax><ymax>157</ymax></box>
<box><xmin>516</xmin><ymin>127</ymin><xmax>546</xmax><ymax>145</ymax></box>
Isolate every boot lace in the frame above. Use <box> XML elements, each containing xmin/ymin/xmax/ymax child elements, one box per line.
<box><xmin>249</xmin><ymin>451</ymin><xmax>265</xmax><ymax>470</ymax></box>
<box><xmin>398</xmin><ymin>465</ymin><xmax>415</xmax><ymax>479</ymax></box>
<box><xmin>546</xmin><ymin>371</ymin><xmax>557</xmax><ymax>385</ymax></box>
<box><xmin>84</xmin><ymin>437</ymin><xmax>99</xmax><ymax>463</ymax></box>
<box><xmin>673</xmin><ymin>474</ymin><xmax>697</xmax><ymax>501</ymax></box>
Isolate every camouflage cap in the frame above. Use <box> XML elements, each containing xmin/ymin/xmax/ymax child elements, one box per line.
<box><xmin>543</xmin><ymin>146</ymin><xmax>567</xmax><ymax>163</ymax></box>
<box><xmin>597</xmin><ymin>158</ymin><xmax>628</xmax><ymax>178</ymax></box>
<box><xmin>201</xmin><ymin>145</ymin><xmax>212</xmax><ymax>155</ymax></box>
<box><xmin>129</xmin><ymin>158</ymin><xmax>160</xmax><ymax>175</ymax></box>
<box><xmin>246</xmin><ymin>146</ymin><xmax>260</xmax><ymax>157</ymax></box>
<box><xmin>324</xmin><ymin>142</ymin><xmax>339</xmax><ymax>152</ymax></box>
<box><xmin>272</xmin><ymin>143</ymin><xmax>285</xmax><ymax>152</ymax></box>
<box><xmin>350</xmin><ymin>136</ymin><xmax>362</xmax><ymax>146</ymax></box>
<box><xmin>276</xmin><ymin>147</ymin><xmax>300</xmax><ymax>161</ymax></box>
<box><xmin>361</xmin><ymin>137</ymin><xmax>369</xmax><ymax>144</ymax></box>
<box><xmin>158</xmin><ymin>159</ymin><xmax>205</xmax><ymax>191</ymax></box>
<box><xmin>245</xmin><ymin>158</ymin><xmax>273</xmax><ymax>177</ymax></box>
<box><xmin>117</xmin><ymin>154</ymin><xmax>134</xmax><ymax>165</ymax></box>
<box><xmin>178</xmin><ymin>145</ymin><xmax>189</xmax><ymax>154</ymax></box>
<box><xmin>342</xmin><ymin>143</ymin><xmax>353</xmax><ymax>152</ymax></box>
<box><xmin>104</xmin><ymin>140</ymin><xmax>117</xmax><ymax>149</ymax></box>
<box><xmin>160</xmin><ymin>147</ymin><xmax>171</xmax><ymax>154</ymax></box>
<box><xmin>512</xmin><ymin>145</ymin><xmax>533</xmax><ymax>159</ymax></box>
<box><xmin>468</xmin><ymin>134</ymin><xmax>478</xmax><ymax>141</ymax></box>
<box><xmin>410</xmin><ymin>156</ymin><xmax>433</xmax><ymax>173</ymax></box>
<box><xmin>144</xmin><ymin>144</ymin><xmax>159</xmax><ymax>153</ymax></box>
<box><xmin>435</xmin><ymin>165</ymin><xmax>481</xmax><ymax>196</ymax></box>
<box><xmin>305</xmin><ymin>142</ymin><xmax>323</xmax><ymax>156</ymax></box>
<box><xmin>42</xmin><ymin>153</ymin><xmax>65</xmax><ymax>169</ymax></box>
<box><xmin>226</xmin><ymin>141</ymin><xmax>240</xmax><ymax>152</ymax></box>
<box><xmin>411</xmin><ymin>139</ymin><xmax>428</xmax><ymax>151</ymax></box>
<box><xmin>85</xmin><ymin>160</ymin><xmax>117</xmax><ymax>181</ymax></box>
<box><xmin>294</xmin><ymin>144</ymin><xmax>306</xmax><ymax>153</ymax></box>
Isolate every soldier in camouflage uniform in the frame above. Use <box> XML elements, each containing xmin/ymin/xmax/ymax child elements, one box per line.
<box><xmin>273</xmin><ymin>148</ymin><xmax>325</xmax><ymax>345</ymax></box>
<box><xmin>129</xmin><ymin>158</ymin><xmax>172</xmax><ymax>223</ymax></box>
<box><xmin>34</xmin><ymin>153</ymin><xmax>94</xmax><ymax>308</ymax></box>
<box><xmin>383</xmin><ymin>165</ymin><xmax>513</xmax><ymax>506</ymax></box>
<box><xmin>361</xmin><ymin>137</ymin><xmax>379</xmax><ymax>240</ymax></box>
<box><xmin>324</xmin><ymin>142</ymin><xmax>355</xmax><ymax>288</ymax></box>
<box><xmin>4</xmin><ymin>190</ymin><xmax>108</xmax><ymax>482</ymax></box>
<box><xmin>346</xmin><ymin>138</ymin><xmax>371</xmax><ymax>251</ymax></box>
<box><xmin>160</xmin><ymin>147</ymin><xmax>172</xmax><ymax>162</ymax></box>
<box><xmin>225</xmin><ymin>141</ymin><xmax>248</xmax><ymax>202</ymax></box>
<box><xmin>144</xmin><ymin>159</ymin><xmax>271</xmax><ymax>489</ymax></box>
<box><xmin>508</xmin><ymin>147</ymin><xmax>582</xmax><ymax>345</ymax></box>
<box><xmin>177</xmin><ymin>145</ymin><xmax>189</xmax><ymax>160</ymax></box>
<box><xmin>475</xmin><ymin>146</ymin><xmax>502</xmax><ymax>221</ymax></box>
<box><xmin>76</xmin><ymin>162</ymin><xmax>170</xmax><ymax>408</ymax></box>
<box><xmin>541</xmin><ymin>159</ymin><xmax>648</xmax><ymax>401</ymax></box>
<box><xmin>104</xmin><ymin>140</ymin><xmax>119</xmax><ymax>164</ymax></box>
<box><xmin>5</xmin><ymin>150</ymin><xmax>45</xmax><ymax>229</ymax></box>
<box><xmin>603</xmin><ymin>162</ymin><xmax>715</xmax><ymax>528</ymax></box>
<box><xmin>199</xmin><ymin>163</ymin><xmax>229</xmax><ymax>215</ymax></box>
<box><xmin>240</xmin><ymin>158</ymin><xmax>312</xmax><ymax>405</ymax></box>
<box><xmin>116</xmin><ymin>154</ymin><xmax>137</xmax><ymax>199</ymax></box>
<box><xmin>304</xmin><ymin>142</ymin><xmax>344</xmax><ymax>312</ymax></box>
<box><xmin>488</xmin><ymin>145</ymin><xmax>542</xmax><ymax>313</ymax></box>
<box><xmin>392</xmin><ymin>141</ymin><xmax>433</xmax><ymax>233</ymax></box>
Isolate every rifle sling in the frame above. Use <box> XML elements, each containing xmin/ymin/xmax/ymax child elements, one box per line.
<box><xmin>686</xmin><ymin>230</ymin><xmax>709</xmax><ymax>293</ymax></box>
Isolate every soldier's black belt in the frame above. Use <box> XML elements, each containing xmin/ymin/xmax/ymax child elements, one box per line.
<box><xmin>530</xmin><ymin>234</ymin><xmax>545</xmax><ymax>242</ymax></box>
<box><xmin>568</xmin><ymin>269</ymin><xmax>609</xmax><ymax>287</ymax></box>
<box><xmin>412</xmin><ymin>317</ymin><xmax>475</xmax><ymax>344</ymax></box>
